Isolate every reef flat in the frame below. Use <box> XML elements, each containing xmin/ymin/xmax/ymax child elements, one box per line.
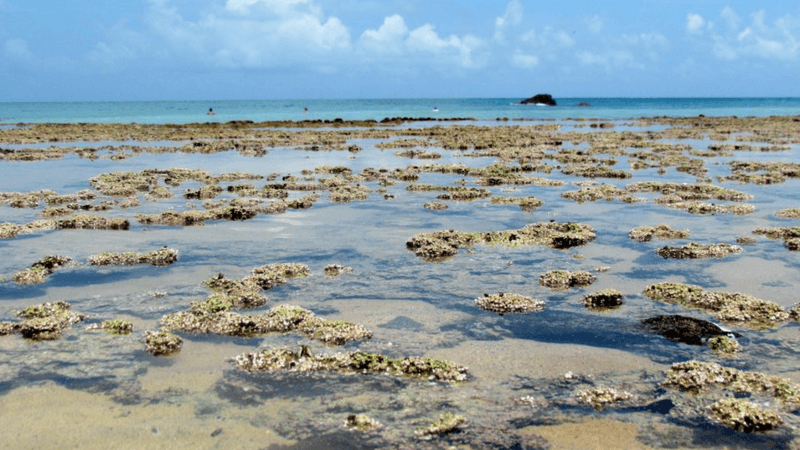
<box><xmin>2</xmin><ymin>115</ymin><xmax>800</xmax><ymax>449</ymax></box>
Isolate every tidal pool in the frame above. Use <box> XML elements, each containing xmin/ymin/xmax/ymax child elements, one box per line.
<box><xmin>2</xmin><ymin>118</ymin><xmax>800</xmax><ymax>449</ymax></box>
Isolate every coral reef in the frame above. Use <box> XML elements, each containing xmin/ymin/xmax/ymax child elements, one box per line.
<box><xmin>539</xmin><ymin>270</ymin><xmax>596</xmax><ymax>290</ymax></box>
<box><xmin>415</xmin><ymin>413</ymin><xmax>466</xmax><ymax>438</ymax></box>
<box><xmin>644</xmin><ymin>282</ymin><xmax>788</xmax><ymax>330</ymax></box>
<box><xmin>582</xmin><ymin>289</ymin><xmax>623</xmax><ymax>310</ymax></box>
<box><xmin>576</xmin><ymin>387</ymin><xmax>633</xmax><ymax>409</ymax></box>
<box><xmin>475</xmin><ymin>293</ymin><xmax>545</xmax><ymax>315</ymax></box>
<box><xmin>407</xmin><ymin>222</ymin><xmax>596</xmax><ymax>260</ymax></box>
<box><xmin>232</xmin><ymin>348</ymin><xmax>469</xmax><ymax>382</ymax></box>
<box><xmin>656</xmin><ymin>242</ymin><xmax>742</xmax><ymax>259</ymax></box>
<box><xmin>88</xmin><ymin>247</ymin><xmax>178</xmax><ymax>266</ymax></box>
<box><xmin>629</xmin><ymin>224</ymin><xmax>690</xmax><ymax>242</ymax></box>
<box><xmin>707</xmin><ymin>399</ymin><xmax>782</xmax><ymax>433</ymax></box>
<box><xmin>13</xmin><ymin>255</ymin><xmax>72</xmax><ymax>285</ymax></box>
<box><xmin>144</xmin><ymin>330</ymin><xmax>183</xmax><ymax>356</ymax></box>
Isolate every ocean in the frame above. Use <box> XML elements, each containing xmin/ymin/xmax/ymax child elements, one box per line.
<box><xmin>1</xmin><ymin>97</ymin><xmax>799</xmax><ymax>124</ymax></box>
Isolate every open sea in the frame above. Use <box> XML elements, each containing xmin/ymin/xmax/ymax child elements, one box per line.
<box><xmin>2</xmin><ymin>97</ymin><xmax>800</xmax><ymax>449</ymax></box>
<box><xmin>1</xmin><ymin>97</ymin><xmax>800</xmax><ymax>124</ymax></box>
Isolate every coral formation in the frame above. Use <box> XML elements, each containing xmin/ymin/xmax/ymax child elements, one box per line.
<box><xmin>576</xmin><ymin>387</ymin><xmax>633</xmax><ymax>409</ymax></box>
<box><xmin>656</xmin><ymin>242</ymin><xmax>742</xmax><ymax>259</ymax></box>
<box><xmin>644</xmin><ymin>282</ymin><xmax>788</xmax><ymax>330</ymax></box>
<box><xmin>629</xmin><ymin>224</ymin><xmax>690</xmax><ymax>242</ymax></box>
<box><xmin>88</xmin><ymin>247</ymin><xmax>178</xmax><ymax>266</ymax></box>
<box><xmin>13</xmin><ymin>255</ymin><xmax>72</xmax><ymax>285</ymax></box>
<box><xmin>144</xmin><ymin>330</ymin><xmax>183</xmax><ymax>356</ymax></box>
<box><xmin>707</xmin><ymin>399</ymin><xmax>782</xmax><ymax>433</ymax></box>
<box><xmin>232</xmin><ymin>348</ymin><xmax>469</xmax><ymax>382</ymax></box>
<box><xmin>475</xmin><ymin>293</ymin><xmax>544</xmax><ymax>315</ymax></box>
<box><xmin>582</xmin><ymin>289</ymin><xmax>623</xmax><ymax>310</ymax></box>
<box><xmin>539</xmin><ymin>270</ymin><xmax>596</xmax><ymax>290</ymax></box>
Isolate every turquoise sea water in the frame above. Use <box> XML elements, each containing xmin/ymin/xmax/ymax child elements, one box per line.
<box><xmin>1</xmin><ymin>97</ymin><xmax>799</xmax><ymax>124</ymax></box>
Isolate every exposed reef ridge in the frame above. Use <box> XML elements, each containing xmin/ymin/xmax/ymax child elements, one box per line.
<box><xmin>406</xmin><ymin>221</ymin><xmax>596</xmax><ymax>260</ymax></box>
<box><xmin>231</xmin><ymin>348</ymin><xmax>469</xmax><ymax>382</ymax></box>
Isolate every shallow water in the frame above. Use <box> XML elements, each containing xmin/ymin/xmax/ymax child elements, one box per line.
<box><xmin>2</xmin><ymin>118</ymin><xmax>800</xmax><ymax>448</ymax></box>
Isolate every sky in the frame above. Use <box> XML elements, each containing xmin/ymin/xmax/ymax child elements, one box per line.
<box><xmin>1</xmin><ymin>0</ymin><xmax>799</xmax><ymax>101</ymax></box>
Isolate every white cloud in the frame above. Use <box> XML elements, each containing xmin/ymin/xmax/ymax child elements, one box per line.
<box><xmin>358</xmin><ymin>16</ymin><xmax>485</xmax><ymax>69</ymax></box>
<box><xmin>586</xmin><ymin>15</ymin><xmax>603</xmax><ymax>34</ymax></box>
<box><xmin>686</xmin><ymin>13</ymin><xmax>706</xmax><ymax>34</ymax></box>
<box><xmin>690</xmin><ymin>7</ymin><xmax>800</xmax><ymax>62</ymax></box>
<box><xmin>494</xmin><ymin>0</ymin><xmax>524</xmax><ymax>43</ymax></box>
<box><xmin>511</xmin><ymin>51</ymin><xmax>538</xmax><ymax>69</ymax></box>
<box><xmin>4</xmin><ymin>39</ymin><xmax>33</xmax><ymax>60</ymax></box>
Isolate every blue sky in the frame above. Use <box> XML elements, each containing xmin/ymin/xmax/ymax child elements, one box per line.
<box><xmin>1</xmin><ymin>0</ymin><xmax>798</xmax><ymax>101</ymax></box>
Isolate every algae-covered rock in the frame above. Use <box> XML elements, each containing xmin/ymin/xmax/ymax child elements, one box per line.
<box><xmin>629</xmin><ymin>224</ymin><xmax>690</xmax><ymax>242</ymax></box>
<box><xmin>644</xmin><ymin>282</ymin><xmax>788</xmax><ymax>330</ymax></box>
<box><xmin>582</xmin><ymin>289</ymin><xmax>623</xmax><ymax>310</ymax></box>
<box><xmin>475</xmin><ymin>293</ymin><xmax>544</xmax><ymax>315</ymax></box>
<box><xmin>707</xmin><ymin>399</ymin><xmax>782</xmax><ymax>433</ymax></box>
<box><xmin>144</xmin><ymin>330</ymin><xmax>182</xmax><ymax>356</ymax></box>
<box><xmin>13</xmin><ymin>255</ymin><xmax>72</xmax><ymax>285</ymax></box>
<box><xmin>14</xmin><ymin>301</ymin><xmax>85</xmax><ymax>340</ymax></box>
<box><xmin>490</xmin><ymin>196</ymin><xmax>544</xmax><ymax>211</ymax></box>
<box><xmin>709</xmin><ymin>335</ymin><xmax>741</xmax><ymax>355</ymax></box>
<box><xmin>539</xmin><ymin>270</ymin><xmax>596</xmax><ymax>290</ymax></box>
<box><xmin>776</xmin><ymin>208</ymin><xmax>800</xmax><ymax>219</ymax></box>
<box><xmin>663</xmin><ymin>360</ymin><xmax>800</xmax><ymax>404</ymax></box>
<box><xmin>576</xmin><ymin>387</ymin><xmax>633</xmax><ymax>409</ymax></box>
<box><xmin>247</xmin><ymin>263</ymin><xmax>310</xmax><ymax>290</ymax></box>
<box><xmin>55</xmin><ymin>215</ymin><xmax>129</xmax><ymax>230</ymax></box>
<box><xmin>86</xmin><ymin>319</ymin><xmax>134</xmax><ymax>335</ymax></box>
<box><xmin>162</xmin><ymin>304</ymin><xmax>372</xmax><ymax>344</ymax></box>
<box><xmin>753</xmin><ymin>226</ymin><xmax>800</xmax><ymax>251</ymax></box>
<box><xmin>423</xmin><ymin>202</ymin><xmax>448</xmax><ymax>211</ymax></box>
<box><xmin>641</xmin><ymin>315</ymin><xmax>729</xmax><ymax>346</ymax></box>
<box><xmin>88</xmin><ymin>247</ymin><xmax>178</xmax><ymax>266</ymax></box>
<box><xmin>343</xmin><ymin>414</ymin><xmax>381</xmax><ymax>432</ymax></box>
<box><xmin>407</xmin><ymin>221</ymin><xmax>596</xmax><ymax>260</ymax></box>
<box><xmin>203</xmin><ymin>274</ymin><xmax>268</xmax><ymax>309</ymax></box>
<box><xmin>232</xmin><ymin>348</ymin><xmax>469</xmax><ymax>382</ymax></box>
<box><xmin>324</xmin><ymin>264</ymin><xmax>353</xmax><ymax>277</ymax></box>
<box><xmin>415</xmin><ymin>413</ymin><xmax>466</xmax><ymax>438</ymax></box>
<box><xmin>656</xmin><ymin>242</ymin><xmax>742</xmax><ymax>259</ymax></box>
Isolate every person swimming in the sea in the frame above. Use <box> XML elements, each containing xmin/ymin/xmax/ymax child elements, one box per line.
<box><xmin>433</xmin><ymin>106</ymin><xmax>439</xmax><ymax>112</ymax></box>
<box><xmin>207</xmin><ymin>108</ymin><xmax>215</xmax><ymax>116</ymax></box>
<box><xmin>302</xmin><ymin>107</ymin><xmax>308</xmax><ymax>114</ymax></box>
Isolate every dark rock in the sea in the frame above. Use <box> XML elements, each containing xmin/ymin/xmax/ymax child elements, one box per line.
<box><xmin>641</xmin><ymin>314</ymin><xmax>730</xmax><ymax>346</ymax></box>
<box><xmin>521</xmin><ymin>94</ymin><xmax>557</xmax><ymax>106</ymax></box>
<box><xmin>576</xmin><ymin>102</ymin><xmax>591</xmax><ymax>107</ymax></box>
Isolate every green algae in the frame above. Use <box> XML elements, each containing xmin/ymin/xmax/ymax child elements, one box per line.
<box><xmin>475</xmin><ymin>293</ymin><xmax>545</xmax><ymax>315</ymax></box>
<box><xmin>87</xmin><ymin>247</ymin><xmax>178</xmax><ymax>266</ymax></box>
<box><xmin>644</xmin><ymin>282</ymin><xmax>788</xmax><ymax>330</ymax></box>
<box><xmin>539</xmin><ymin>270</ymin><xmax>596</xmax><ymax>290</ymax></box>
<box><xmin>656</xmin><ymin>242</ymin><xmax>742</xmax><ymax>259</ymax></box>
<box><xmin>13</xmin><ymin>255</ymin><xmax>72</xmax><ymax>285</ymax></box>
<box><xmin>406</xmin><ymin>221</ymin><xmax>596</xmax><ymax>260</ymax></box>
<box><xmin>629</xmin><ymin>224</ymin><xmax>690</xmax><ymax>242</ymax></box>
<box><xmin>232</xmin><ymin>348</ymin><xmax>469</xmax><ymax>382</ymax></box>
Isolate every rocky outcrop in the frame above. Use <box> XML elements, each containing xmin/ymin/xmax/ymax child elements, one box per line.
<box><xmin>521</xmin><ymin>94</ymin><xmax>557</xmax><ymax>106</ymax></box>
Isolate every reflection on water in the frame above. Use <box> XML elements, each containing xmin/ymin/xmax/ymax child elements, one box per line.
<box><xmin>2</xmin><ymin>119</ymin><xmax>800</xmax><ymax>448</ymax></box>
